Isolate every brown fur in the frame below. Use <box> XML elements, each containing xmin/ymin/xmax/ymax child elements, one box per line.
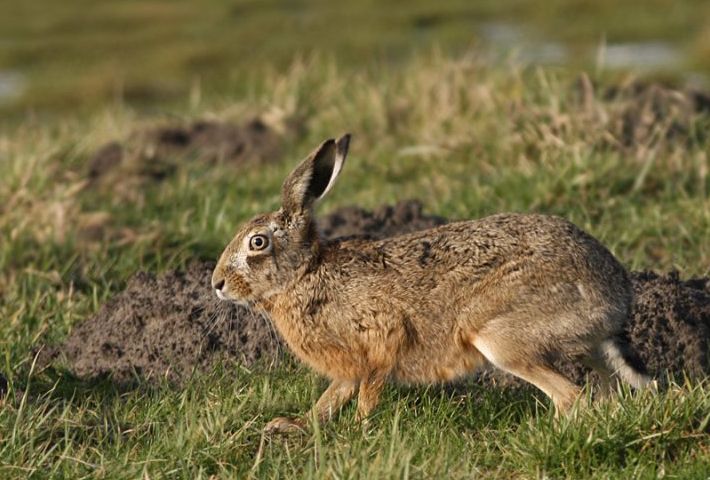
<box><xmin>212</xmin><ymin>135</ymin><xmax>651</xmax><ymax>433</ymax></box>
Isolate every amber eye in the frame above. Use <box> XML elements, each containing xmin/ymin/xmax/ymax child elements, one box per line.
<box><xmin>249</xmin><ymin>234</ymin><xmax>269</xmax><ymax>251</ymax></box>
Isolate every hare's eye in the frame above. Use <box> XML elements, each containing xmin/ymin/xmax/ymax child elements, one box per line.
<box><xmin>249</xmin><ymin>234</ymin><xmax>269</xmax><ymax>251</ymax></box>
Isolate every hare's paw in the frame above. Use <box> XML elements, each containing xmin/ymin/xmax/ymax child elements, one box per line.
<box><xmin>264</xmin><ymin>416</ymin><xmax>306</xmax><ymax>434</ymax></box>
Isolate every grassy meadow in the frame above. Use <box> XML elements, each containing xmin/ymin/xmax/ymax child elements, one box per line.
<box><xmin>1</xmin><ymin>1</ymin><xmax>710</xmax><ymax>478</ymax></box>
<box><xmin>3</xmin><ymin>0</ymin><xmax>710</xmax><ymax>119</ymax></box>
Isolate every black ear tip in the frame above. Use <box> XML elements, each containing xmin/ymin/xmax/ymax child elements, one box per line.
<box><xmin>336</xmin><ymin>133</ymin><xmax>351</xmax><ymax>155</ymax></box>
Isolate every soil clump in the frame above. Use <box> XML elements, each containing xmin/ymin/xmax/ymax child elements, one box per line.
<box><xmin>87</xmin><ymin>118</ymin><xmax>287</xmax><ymax>192</ymax></box>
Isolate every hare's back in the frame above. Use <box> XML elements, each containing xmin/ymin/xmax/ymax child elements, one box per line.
<box><xmin>373</xmin><ymin>212</ymin><xmax>629</xmax><ymax>290</ymax></box>
<box><xmin>327</xmin><ymin>212</ymin><xmax>629</xmax><ymax>310</ymax></box>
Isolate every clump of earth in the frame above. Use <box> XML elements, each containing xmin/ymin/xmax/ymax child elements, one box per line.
<box><xmin>57</xmin><ymin>116</ymin><xmax>299</xmax><ymax>245</ymax></box>
<box><xmin>572</xmin><ymin>75</ymin><xmax>710</xmax><ymax>150</ymax></box>
<box><xmin>87</xmin><ymin>117</ymin><xmax>293</xmax><ymax>200</ymax></box>
<box><xmin>38</xmin><ymin>201</ymin><xmax>709</xmax><ymax>388</ymax></box>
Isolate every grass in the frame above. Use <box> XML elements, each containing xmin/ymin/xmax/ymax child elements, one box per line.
<box><xmin>1</xmin><ymin>51</ymin><xmax>709</xmax><ymax>477</ymax></box>
<box><xmin>2</xmin><ymin>366</ymin><xmax>709</xmax><ymax>478</ymax></box>
<box><xmin>2</xmin><ymin>0</ymin><xmax>710</xmax><ymax>119</ymax></box>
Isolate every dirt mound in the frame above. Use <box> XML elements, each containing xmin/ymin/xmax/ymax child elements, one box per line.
<box><xmin>627</xmin><ymin>271</ymin><xmax>710</xmax><ymax>379</ymax></box>
<box><xmin>41</xmin><ymin>202</ymin><xmax>710</xmax><ymax>388</ymax></box>
<box><xmin>318</xmin><ymin>200</ymin><xmax>447</xmax><ymax>240</ymax></box>
<box><xmin>88</xmin><ymin>118</ymin><xmax>286</xmax><ymax>192</ymax></box>
<box><xmin>572</xmin><ymin>75</ymin><xmax>710</xmax><ymax>152</ymax></box>
<box><xmin>609</xmin><ymin>83</ymin><xmax>709</xmax><ymax>148</ymax></box>
<box><xmin>41</xmin><ymin>262</ymin><xmax>277</xmax><ymax>384</ymax></box>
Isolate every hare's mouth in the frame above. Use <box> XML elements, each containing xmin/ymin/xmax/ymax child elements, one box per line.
<box><xmin>215</xmin><ymin>289</ymin><xmax>252</xmax><ymax>308</ymax></box>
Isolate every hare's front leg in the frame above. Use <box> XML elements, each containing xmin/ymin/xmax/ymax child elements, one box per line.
<box><xmin>355</xmin><ymin>370</ymin><xmax>389</xmax><ymax>422</ymax></box>
<box><xmin>313</xmin><ymin>379</ymin><xmax>358</xmax><ymax>422</ymax></box>
<box><xmin>264</xmin><ymin>379</ymin><xmax>358</xmax><ymax>434</ymax></box>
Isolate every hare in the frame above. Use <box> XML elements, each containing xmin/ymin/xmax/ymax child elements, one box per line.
<box><xmin>212</xmin><ymin>134</ymin><xmax>651</xmax><ymax>433</ymax></box>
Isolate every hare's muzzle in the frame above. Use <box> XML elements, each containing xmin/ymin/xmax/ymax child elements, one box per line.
<box><xmin>212</xmin><ymin>277</ymin><xmax>227</xmax><ymax>300</ymax></box>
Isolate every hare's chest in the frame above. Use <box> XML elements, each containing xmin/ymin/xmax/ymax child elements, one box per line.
<box><xmin>269</xmin><ymin>310</ymin><xmax>366</xmax><ymax>380</ymax></box>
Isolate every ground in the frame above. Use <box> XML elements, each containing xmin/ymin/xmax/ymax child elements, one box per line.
<box><xmin>1</xmin><ymin>47</ymin><xmax>709</xmax><ymax>480</ymax></box>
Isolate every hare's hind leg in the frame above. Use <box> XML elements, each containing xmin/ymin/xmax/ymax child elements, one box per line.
<box><xmin>473</xmin><ymin>335</ymin><xmax>581</xmax><ymax>414</ymax></box>
<box><xmin>355</xmin><ymin>369</ymin><xmax>389</xmax><ymax>421</ymax></box>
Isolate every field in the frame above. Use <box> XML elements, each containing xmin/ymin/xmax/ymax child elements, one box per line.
<box><xmin>1</xmin><ymin>2</ymin><xmax>710</xmax><ymax>479</ymax></box>
<box><xmin>3</xmin><ymin>0</ymin><xmax>710</xmax><ymax>119</ymax></box>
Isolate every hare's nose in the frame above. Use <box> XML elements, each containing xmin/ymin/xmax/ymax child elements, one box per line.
<box><xmin>213</xmin><ymin>278</ymin><xmax>225</xmax><ymax>291</ymax></box>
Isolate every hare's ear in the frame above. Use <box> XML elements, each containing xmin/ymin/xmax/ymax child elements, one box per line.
<box><xmin>281</xmin><ymin>134</ymin><xmax>350</xmax><ymax>214</ymax></box>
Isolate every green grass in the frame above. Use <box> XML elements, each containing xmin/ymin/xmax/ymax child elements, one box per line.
<box><xmin>2</xmin><ymin>366</ymin><xmax>710</xmax><ymax>478</ymax></box>
<box><xmin>1</xmin><ymin>52</ymin><xmax>709</xmax><ymax>477</ymax></box>
<box><xmin>2</xmin><ymin>0</ymin><xmax>710</xmax><ymax>119</ymax></box>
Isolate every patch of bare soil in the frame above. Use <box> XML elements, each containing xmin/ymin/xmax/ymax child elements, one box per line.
<box><xmin>41</xmin><ymin>262</ymin><xmax>276</xmax><ymax>384</ymax></box>
<box><xmin>40</xmin><ymin>201</ymin><xmax>709</xmax><ymax>389</ymax></box>
<box><xmin>627</xmin><ymin>271</ymin><xmax>710</xmax><ymax>379</ymax></box>
<box><xmin>609</xmin><ymin>82</ymin><xmax>709</xmax><ymax>148</ymax></box>
<box><xmin>87</xmin><ymin>117</ymin><xmax>288</xmax><ymax>196</ymax></box>
<box><xmin>572</xmin><ymin>75</ymin><xmax>710</xmax><ymax>151</ymax></box>
<box><xmin>56</xmin><ymin>116</ymin><xmax>299</xmax><ymax>244</ymax></box>
<box><xmin>318</xmin><ymin>200</ymin><xmax>447</xmax><ymax>240</ymax></box>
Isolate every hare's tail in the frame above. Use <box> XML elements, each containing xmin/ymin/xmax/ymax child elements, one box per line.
<box><xmin>600</xmin><ymin>337</ymin><xmax>653</xmax><ymax>389</ymax></box>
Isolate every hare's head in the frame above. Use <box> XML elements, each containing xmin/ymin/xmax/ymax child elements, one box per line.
<box><xmin>212</xmin><ymin>134</ymin><xmax>350</xmax><ymax>304</ymax></box>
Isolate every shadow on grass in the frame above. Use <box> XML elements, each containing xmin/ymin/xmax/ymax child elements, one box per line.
<box><xmin>5</xmin><ymin>365</ymin><xmax>170</xmax><ymax>408</ymax></box>
<box><xmin>394</xmin><ymin>381</ymin><xmax>544</xmax><ymax>429</ymax></box>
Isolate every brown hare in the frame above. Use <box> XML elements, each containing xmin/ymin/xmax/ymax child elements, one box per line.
<box><xmin>212</xmin><ymin>134</ymin><xmax>651</xmax><ymax>433</ymax></box>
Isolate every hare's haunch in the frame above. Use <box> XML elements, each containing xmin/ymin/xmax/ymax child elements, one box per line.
<box><xmin>212</xmin><ymin>135</ymin><xmax>651</xmax><ymax>433</ymax></box>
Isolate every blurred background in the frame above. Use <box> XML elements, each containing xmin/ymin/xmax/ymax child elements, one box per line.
<box><xmin>2</xmin><ymin>0</ymin><xmax>709</xmax><ymax>120</ymax></box>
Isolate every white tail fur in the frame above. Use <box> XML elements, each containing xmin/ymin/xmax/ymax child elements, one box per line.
<box><xmin>600</xmin><ymin>338</ymin><xmax>653</xmax><ymax>389</ymax></box>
